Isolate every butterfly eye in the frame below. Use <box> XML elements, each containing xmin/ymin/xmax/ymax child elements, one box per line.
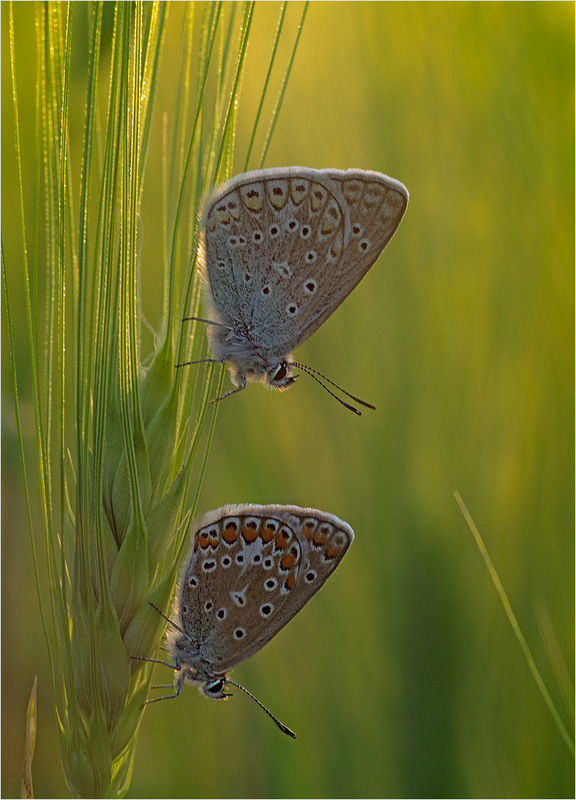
<box><xmin>269</xmin><ymin>362</ymin><xmax>296</xmax><ymax>387</ymax></box>
<box><xmin>205</xmin><ymin>679</ymin><xmax>226</xmax><ymax>697</ymax></box>
<box><xmin>272</xmin><ymin>363</ymin><xmax>287</xmax><ymax>382</ymax></box>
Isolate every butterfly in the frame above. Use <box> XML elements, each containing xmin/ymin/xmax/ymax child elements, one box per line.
<box><xmin>179</xmin><ymin>167</ymin><xmax>409</xmax><ymax>414</ymax></box>
<box><xmin>137</xmin><ymin>504</ymin><xmax>354</xmax><ymax>738</ymax></box>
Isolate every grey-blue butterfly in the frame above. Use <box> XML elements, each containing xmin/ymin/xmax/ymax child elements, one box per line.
<box><xmin>180</xmin><ymin>167</ymin><xmax>409</xmax><ymax>414</ymax></box>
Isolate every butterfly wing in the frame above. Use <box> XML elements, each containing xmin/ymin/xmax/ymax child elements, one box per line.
<box><xmin>313</xmin><ymin>167</ymin><xmax>409</xmax><ymax>321</ymax></box>
<box><xmin>201</xmin><ymin>168</ymin><xmax>408</xmax><ymax>361</ymax></box>
<box><xmin>176</xmin><ymin>505</ymin><xmax>354</xmax><ymax>675</ymax></box>
<box><xmin>201</xmin><ymin>168</ymin><xmax>348</xmax><ymax>358</ymax></box>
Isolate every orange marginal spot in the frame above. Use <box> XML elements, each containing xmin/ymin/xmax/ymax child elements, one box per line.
<box><xmin>280</xmin><ymin>552</ymin><xmax>297</xmax><ymax>571</ymax></box>
<box><xmin>242</xmin><ymin>523</ymin><xmax>259</xmax><ymax>543</ymax></box>
<box><xmin>313</xmin><ymin>531</ymin><xmax>328</xmax><ymax>547</ymax></box>
<box><xmin>209</xmin><ymin>536</ymin><xmax>219</xmax><ymax>549</ymax></box>
<box><xmin>198</xmin><ymin>531</ymin><xmax>210</xmax><ymax>549</ymax></box>
<box><xmin>274</xmin><ymin>532</ymin><xmax>288</xmax><ymax>550</ymax></box>
<box><xmin>261</xmin><ymin>524</ymin><xmax>275</xmax><ymax>543</ymax></box>
<box><xmin>284</xmin><ymin>572</ymin><xmax>296</xmax><ymax>591</ymax></box>
<box><xmin>325</xmin><ymin>544</ymin><xmax>341</xmax><ymax>560</ymax></box>
<box><xmin>302</xmin><ymin>521</ymin><xmax>316</xmax><ymax>539</ymax></box>
<box><xmin>222</xmin><ymin>523</ymin><xmax>239</xmax><ymax>545</ymax></box>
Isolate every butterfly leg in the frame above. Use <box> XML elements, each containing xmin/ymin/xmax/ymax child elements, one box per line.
<box><xmin>174</xmin><ymin>353</ymin><xmax>248</xmax><ymax>404</ymax></box>
<box><xmin>211</xmin><ymin>373</ymin><xmax>247</xmax><ymax>403</ymax></box>
<box><xmin>175</xmin><ymin>357</ymin><xmax>225</xmax><ymax>369</ymax></box>
<box><xmin>131</xmin><ymin>654</ymin><xmax>179</xmax><ymax>671</ymax></box>
<box><xmin>140</xmin><ymin>670</ymin><xmax>186</xmax><ymax>708</ymax></box>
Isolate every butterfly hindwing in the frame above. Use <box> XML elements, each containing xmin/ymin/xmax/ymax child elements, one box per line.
<box><xmin>176</xmin><ymin>505</ymin><xmax>354</xmax><ymax>674</ymax></box>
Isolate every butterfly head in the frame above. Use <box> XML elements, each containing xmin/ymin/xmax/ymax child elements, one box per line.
<box><xmin>266</xmin><ymin>360</ymin><xmax>298</xmax><ymax>391</ymax></box>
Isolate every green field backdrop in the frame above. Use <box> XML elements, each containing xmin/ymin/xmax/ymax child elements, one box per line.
<box><xmin>2</xmin><ymin>2</ymin><xmax>574</xmax><ymax>798</ymax></box>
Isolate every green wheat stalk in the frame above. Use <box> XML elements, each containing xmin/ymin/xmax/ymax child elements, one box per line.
<box><xmin>454</xmin><ymin>491</ymin><xmax>575</xmax><ymax>757</ymax></box>
<box><xmin>3</xmin><ymin>2</ymin><xmax>307</xmax><ymax>796</ymax></box>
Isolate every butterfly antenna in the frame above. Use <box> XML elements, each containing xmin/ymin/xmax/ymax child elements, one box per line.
<box><xmin>147</xmin><ymin>601</ymin><xmax>186</xmax><ymax>636</ymax></box>
<box><xmin>226</xmin><ymin>679</ymin><xmax>297</xmax><ymax>739</ymax></box>
<box><xmin>288</xmin><ymin>361</ymin><xmax>375</xmax><ymax>415</ymax></box>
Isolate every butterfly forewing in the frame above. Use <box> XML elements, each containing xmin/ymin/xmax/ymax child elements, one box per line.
<box><xmin>177</xmin><ymin>504</ymin><xmax>354</xmax><ymax>674</ymax></box>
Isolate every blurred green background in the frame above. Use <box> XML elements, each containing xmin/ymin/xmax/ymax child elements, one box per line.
<box><xmin>2</xmin><ymin>2</ymin><xmax>573</xmax><ymax>798</ymax></box>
